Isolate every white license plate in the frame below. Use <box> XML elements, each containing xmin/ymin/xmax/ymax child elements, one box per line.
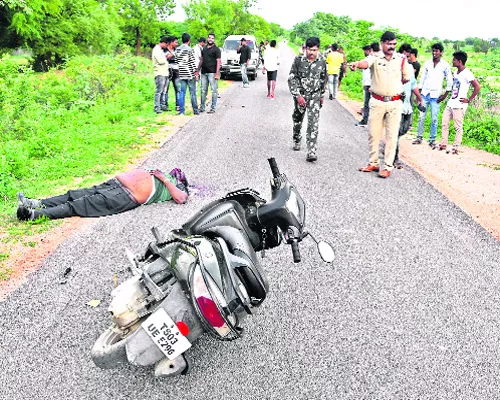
<box><xmin>142</xmin><ymin>308</ymin><xmax>191</xmax><ymax>360</ymax></box>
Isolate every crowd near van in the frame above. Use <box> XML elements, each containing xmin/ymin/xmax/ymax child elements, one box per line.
<box><xmin>220</xmin><ymin>35</ymin><xmax>260</xmax><ymax>80</ymax></box>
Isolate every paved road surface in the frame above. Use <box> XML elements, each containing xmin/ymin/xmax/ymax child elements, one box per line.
<box><xmin>1</xmin><ymin>45</ymin><xmax>499</xmax><ymax>399</ymax></box>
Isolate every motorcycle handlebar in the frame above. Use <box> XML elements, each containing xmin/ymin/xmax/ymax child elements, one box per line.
<box><xmin>268</xmin><ymin>158</ymin><xmax>280</xmax><ymax>179</ymax></box>
<box><xmin>291</xmin><ymin>240</ymin><xmax>301</xmax><ymax>263</ymax></box>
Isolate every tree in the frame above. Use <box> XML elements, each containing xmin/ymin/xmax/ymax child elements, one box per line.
<box><xmin>182</xmin><ymin>0</ymin><xmax>277</xmax><ymax>44</ymax></box>
<box><xmin>2</xmin><ymin>0</ymin><xmax>121</xmax><ymax>68</ymax></box>
<box><xmin>474</xmin><ymin>38</ymin><xmax>491</xmax><ymax>54</ymax></box>
<box><xmin>112</xmin><ymin>0</ymin><xmax>175</xmax><ymax>55</ymax></box>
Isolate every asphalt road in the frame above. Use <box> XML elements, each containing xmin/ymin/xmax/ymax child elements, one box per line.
<box><xmin>1</xmin><ymin>45</ymin><xmax>500</xmax><ymax>400</ymax></box>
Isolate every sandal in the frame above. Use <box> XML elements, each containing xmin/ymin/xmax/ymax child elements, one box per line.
<box><xmin>451</xmin><ymin>147</ymin><xmax>458</xmax><ymax>155</ymax></box>
<box><xmin>438</xmin><ymin>144</ymin><xmax>447</xmax><ymax>151</ymax></box>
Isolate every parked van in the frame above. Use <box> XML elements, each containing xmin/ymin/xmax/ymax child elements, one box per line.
<box><xmin>220</xmin><ymin>35</ymin><xmax>260</xmax><ymax>80</ymax></box>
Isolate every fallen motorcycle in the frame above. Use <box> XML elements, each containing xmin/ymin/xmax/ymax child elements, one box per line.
<box><xmin>91</xmin><ymin>158</ymin><xmax>335</xmax><ymax>376</ymax></box>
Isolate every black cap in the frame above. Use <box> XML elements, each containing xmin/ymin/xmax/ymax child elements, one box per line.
<box><xmin>241</xmin><ymin>38</ymin><xmax>246</xmax><ymax>41</ymax></box>
<box><xmin>199</xmin><ymin>37</ymin><xmax>206</xmax><ymax>43</ymax></box>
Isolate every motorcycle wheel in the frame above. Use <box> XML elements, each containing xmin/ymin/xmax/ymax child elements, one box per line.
<box><xmin>91</xmin><ymin>325</ymin><xmax>129</xmax><ymax>369</ymax></box>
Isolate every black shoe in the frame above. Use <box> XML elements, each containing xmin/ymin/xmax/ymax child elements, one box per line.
<box><xmin>293</xmin><ymin>142</ymin><xmax>301</xmax><ymax>151</ymax></box>
<box><xmin>306</xmin><ymin>153</ymin><xmax>317</xmax><ymax>162</ymax></box>
<box><xmin>329</xmin><ymin>94</ymin><xmax>333</xmax><ymax>100</ymax></box>
<box><xmin>412</xmin><ymin>138</ymin><xmax>422</xmax><ymax>145</ymax></box>
<box><xmin>429</xmin><ymin>140</ymin><xmax>436</xmax><ymax>150</ymax></box>
<box><xmin>17</xmin><ymin>205</ymin><xmax>35</xmax><ymax>221</ymax></box>
<box><xmin>356</xmin><ymin>119</ymin><xmax>367</xmax><ymax>126</ymax></box>
<box><xmin>154</xmin><ymin>109</ymin><xmax>162</xmax><ymax>114</ymax></box>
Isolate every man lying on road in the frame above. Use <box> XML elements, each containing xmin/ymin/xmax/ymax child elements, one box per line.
<box><xmin>17</xmin><ymin>168</ymin><xmax>189</xmax><ymax>221</ymax></box>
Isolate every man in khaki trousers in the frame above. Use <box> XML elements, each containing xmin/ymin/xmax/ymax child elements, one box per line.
<box><xmin>350</xmin><ymin>31</ymin><xmax>416</xmax><ymax>178</ymax></box>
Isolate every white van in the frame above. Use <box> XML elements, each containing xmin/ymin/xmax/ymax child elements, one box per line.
<box><xmin>220</xmin><ymin>35</ymin><xmax>260</xmax><ymax>80</ymax></box>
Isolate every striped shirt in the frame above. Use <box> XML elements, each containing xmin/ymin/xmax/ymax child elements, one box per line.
<box><xmin>175</xmin><ymin>44</ymin><xmax>197</xmax><ymax>80</ymax></box>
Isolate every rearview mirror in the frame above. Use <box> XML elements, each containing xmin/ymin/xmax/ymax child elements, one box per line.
<box><xmin>317</xmin><ymin>241</ymin><xmax>335</xmax><ymax>263</ymax></box>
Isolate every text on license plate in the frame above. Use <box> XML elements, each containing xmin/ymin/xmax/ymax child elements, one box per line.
<box><xmin>142</xmin><ymin>308</ymin><xmax>191</xmax><ymax>360</ymax></box>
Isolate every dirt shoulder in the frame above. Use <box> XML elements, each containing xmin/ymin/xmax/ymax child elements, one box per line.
<box><xmin>1</xmin><ymin>94</ymin><xmax>499</xmax><ymax>299</ymax></box>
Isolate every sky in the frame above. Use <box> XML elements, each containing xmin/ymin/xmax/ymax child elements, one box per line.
<box><xmin>170</xmin><ymin>0</ymin><xmax>498</xmax><ymax>41</ymax></box>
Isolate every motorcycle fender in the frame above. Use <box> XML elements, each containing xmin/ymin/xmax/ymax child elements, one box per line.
<box><xmin>125</xmin><ymin>284</ymin><xmax>203</xmax><ymax>367</ymax></box>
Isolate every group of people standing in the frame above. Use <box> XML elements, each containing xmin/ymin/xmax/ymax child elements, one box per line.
<box><xmin>350</xmin><ymin>33</ymin><xmax>481</xmax><ymax>177</ymax></box>
<box><xmin>286</xmin><ymin>31</ymin><xmax>481</xmax><ymax>176</ymax></box>
<box><xmin>152</xmin><ymin>32</ymin><xmax>222</xmax><ymax>115</ymax></box>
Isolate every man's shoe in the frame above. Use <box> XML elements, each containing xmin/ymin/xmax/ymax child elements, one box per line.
<box><xmin>207</xmin><ymin>109</ymin><xmax>216</xmax><ymax>114</ymax></box>
<box><xmin>17</xmin><ymin>192</ymin><xmax>43</xmax><ymax>209</ymax></box>
<box><xmin>293</xmin><ymin>142</ymin><xmax>301</xmax><ymax>151</ymax></box>
<box><xmin>154</xmin><ymin>109</ymin><xmax>162</xmax><ymax>114</ymax></box>
<box><xmin>451</xmin><ymin>147</ymin><xmax>459</xmax><ymax>155</ymax></box>
<box><xmin>306</xmin><ymin>153</ymin><xmax>317</xmax><ymax>162</ymax></box>
<box><xmin>17</xmin><ymin>205</ymin><xmax>35</xmax><ymax>221</ymax></box>
<box><xmin>429</xmin><ymin>140</ymin><xmax>436</xmax><ymax>150</ymax></box>
<box><xmin>359</xmin><ymin>165</ymin><xmax>380</xmax><ymax>172</ymax></box>
<box><xmin>160</xmin><ymin>106</ymin><xmax>170</xmax><ymax>111</ymax></box>
<box><xmin>329</xmin><ymin>94</ymin><xmax>333</xmax><ymax>100</ymax></box>
<box><xmin>356</xmin><ymin>119</ymin><xmax>368</xmax><ymax>126</ymax></box>
<box><xmin>412</xmin><ymin>138</ymin><xmax>422</xmax><ymax>145</ymax></box>
<box><xmin>438</xmin><ymin>144</ymin><xmax>447</xmax><ymax>151</ymax></box>
<box><xmin>378</xmin><ymin>169</ymin><xmax>391</xmax><ymax>179</ymax></box>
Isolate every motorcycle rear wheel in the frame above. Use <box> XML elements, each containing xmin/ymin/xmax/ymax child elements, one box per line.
<box><xmin>91</xmin><ymin>325</ymin><xmax>129</xmax><ymax>369</ymax></box>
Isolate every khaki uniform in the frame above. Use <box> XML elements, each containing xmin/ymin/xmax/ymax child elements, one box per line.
<box><xmin>288</xmin><ymin>53</ymin><xmax>327</xmax><ymax>157</ymax></box>
<box><xmin>366</xmin><ymin>53</ymin><xmax>412</xmax><ymax>171</ymax></box>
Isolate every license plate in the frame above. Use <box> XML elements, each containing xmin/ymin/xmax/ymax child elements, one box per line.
<box><xmin>142</xmin><ymin>308</ymin><xmax>191</xmax><ymax>360</ymax></box>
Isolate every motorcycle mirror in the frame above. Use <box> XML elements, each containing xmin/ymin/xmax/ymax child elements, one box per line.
<box><xmin>317</xmin><ymin>241</ymin><xmax>335</xmax><ymax>263</ymax></box>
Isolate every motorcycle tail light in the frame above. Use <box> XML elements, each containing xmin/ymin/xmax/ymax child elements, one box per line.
<box><xmin>195</xmin><ymin>296</ymin><xmax>225</xmax><ymax>328</ymax></box>
<box><xmin>192</xmin><ymin>264</ymin><xmax>232</xmax><ymax>337</ymax></box>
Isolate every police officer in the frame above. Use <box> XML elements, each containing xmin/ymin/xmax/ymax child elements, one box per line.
<box><xmin>350</xmin><ymin>31</ymin><xmax>414</xmax><ymax>178</ymax></box>
<box><xmin>288</xmin><ymin>36</ymin><xmax>327</xmax><ymax>162</ymax></box>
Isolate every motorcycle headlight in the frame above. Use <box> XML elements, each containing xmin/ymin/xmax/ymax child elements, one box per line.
<box><xmin>285</xmin><ymin>190</ymin><xmax>305</xmax><ymax>226</ymax></box>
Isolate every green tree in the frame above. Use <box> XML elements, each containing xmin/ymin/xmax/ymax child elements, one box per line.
<box><xmin>112</xmin><ymin>0</ymin><xmax>175</xmax><ymax>55</ymax></box>
<box><xmin>1</xmin><ymin>0</ymin><xmax>121</xmax><ymax>68</ymax></box>
<box><xmin>182</xmin><ymin>0</ymin><xmax>280</xmax><ymax>44</ymax></box>
<box><xmin>474</xmin><ymin>38</ymin><xmax>491</xmax><ymax>54</ymax></box>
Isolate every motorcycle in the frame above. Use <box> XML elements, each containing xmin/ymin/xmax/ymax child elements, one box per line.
<box><xmin>91</xmin><ymin>158</ymin><xmax>335</xmax><ymax>377</ymax></box>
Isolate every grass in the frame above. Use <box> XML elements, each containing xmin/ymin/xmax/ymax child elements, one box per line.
<box><xmin>0</xmin><ymin>53</ymin><xmax>230</xmax><ymax>280</ymax></box>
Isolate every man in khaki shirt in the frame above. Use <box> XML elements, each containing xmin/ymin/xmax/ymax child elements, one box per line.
<box><xmin>350</xmin><ymin>31</ymin><xmax>415</xmax><ymax>178</ymax></box>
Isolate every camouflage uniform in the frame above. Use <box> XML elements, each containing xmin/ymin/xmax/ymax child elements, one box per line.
<box><xmin>288</xmin><ymin>53</ymin><xmax>327</xmax><ymax>157</ymax></box>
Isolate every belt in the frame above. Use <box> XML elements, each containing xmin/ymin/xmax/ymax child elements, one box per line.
<box><xmin>372</xmin><ymin>93</ymin><xmax>401</xmax><ymax>102</ymax></box>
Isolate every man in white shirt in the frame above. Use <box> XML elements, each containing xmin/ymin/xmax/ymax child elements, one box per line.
<box><xmin>262</xmin><ymin>40</ymin><xmax>280</xmax><ymax>99</ymax></box>
<box><xmin>151</xmin><ymin>36</ymin><xmax>169</xmax><ymax>114</ymax></box>
<box><xmin>438</xmin><ymin>51</ymin><xmax>481</xmax><ymax>154</ymax></box>
<box><xmin>193</xmin><ymin>37</ymin><xmax>206</xmax><ymax>74</ymax></box>
<box><xmin>413</xmin><ymin>42</ymin><xmax>453</xmax><ymax>148</ymax></box>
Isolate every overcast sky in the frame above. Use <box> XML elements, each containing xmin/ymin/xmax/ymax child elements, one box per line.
<box><xmin>170</xmin><ymin>0</ymin><xmax>497</xmax><ymax>41</ymax></box>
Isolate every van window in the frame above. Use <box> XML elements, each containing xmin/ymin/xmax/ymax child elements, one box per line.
<box><xmin>223</xmin><ymin>40</ymin><xmax>255</xmax><ymax>51</ymax></box>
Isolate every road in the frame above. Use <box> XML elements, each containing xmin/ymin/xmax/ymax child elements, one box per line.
<box><xmin>1</xmin><ymin>45</ymin><xmax>500</xmax><ymax>400</ymax></box>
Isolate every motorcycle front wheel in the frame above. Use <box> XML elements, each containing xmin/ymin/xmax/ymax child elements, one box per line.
<box><xmin>91</xmin><ymin>325</ymin><xmax>129</xmax><ymax>369</ymax></box>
